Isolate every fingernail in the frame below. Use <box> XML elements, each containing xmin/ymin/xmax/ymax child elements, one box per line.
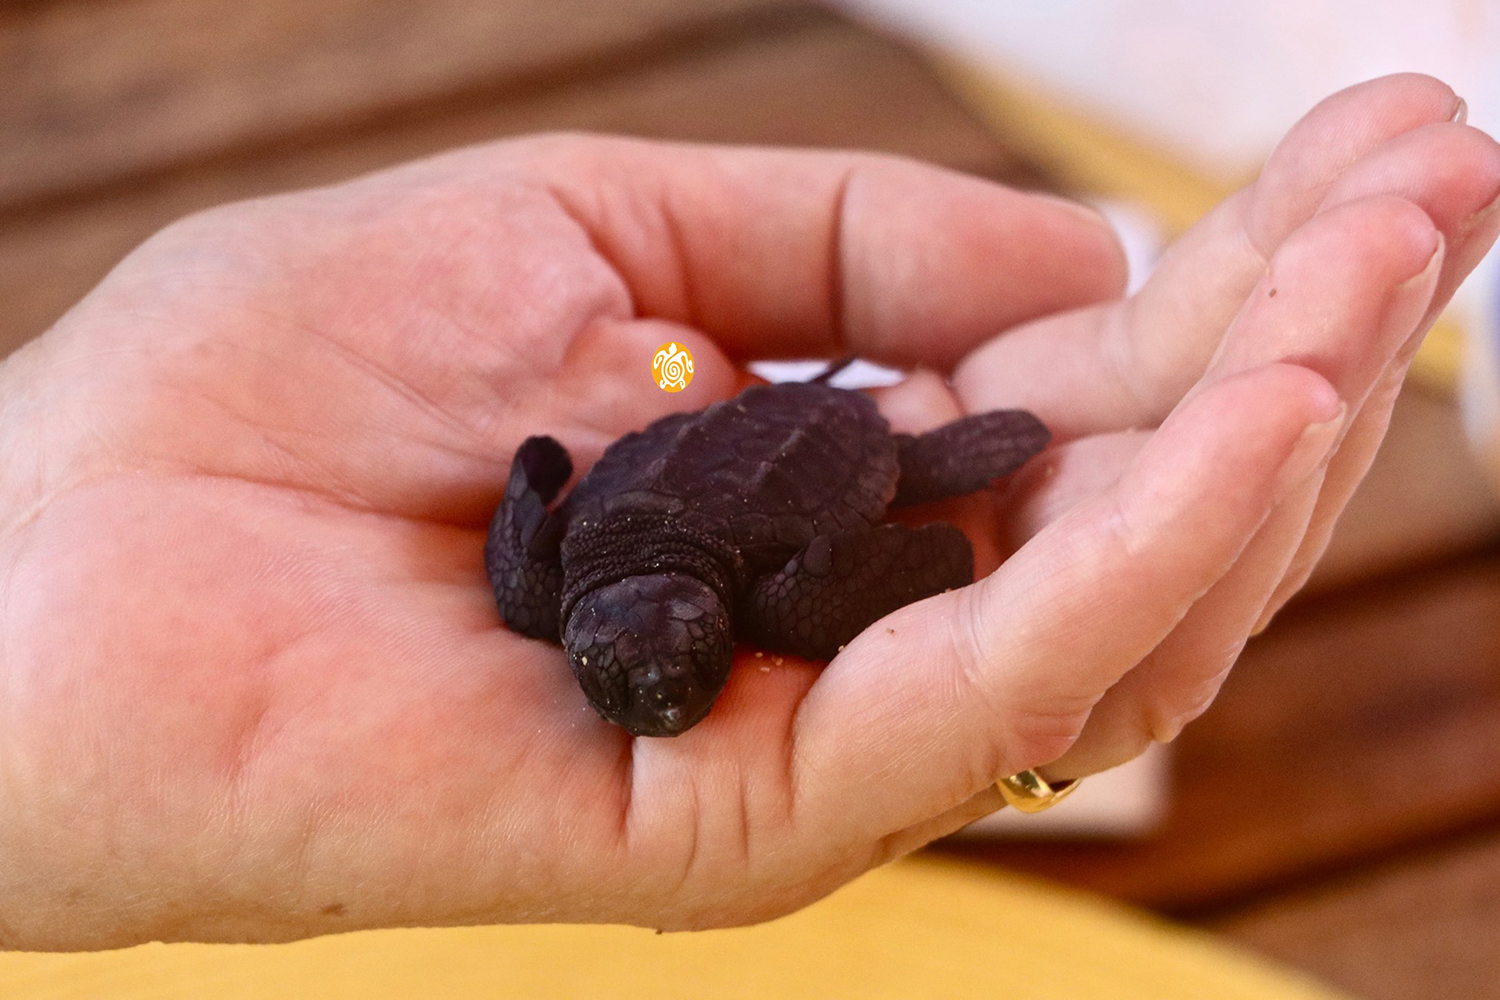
<box><xmin>1466</xmin><ymin>189</ymin><xmax>1500</xmax><ymax>232</ymax></box>
<box><xmin>1398</xmin><ymin>233</ymin><xmax>1445</xmax><ymax>293</ymax></box>
<box><xmin>1038</xmin><ymin>193</ymin><xmax>1117</xmax><ymax>235</ymax></box>
<box><xmin>1151</xmin><ymin>713</ymin><xmax>1188</xmax><ymax>745</ymax></box>
<box><xmin>1452</xmin><ymin>96</ymin><xmax>1469</xmax><ymax>125</ymax></box>
<box><xmin>1250</xmin><ymin>606</ymin><xmax>1276</xmax><ymax>636</ymax></box>
<box><xmin>1388</xmin><ymin>235</ymin><xmax>1446</xmax><ymax>357</ymax></box>
<box><xmin>1273</xmin><ymin>403</ymin><xmax>1347</xmax><ymax>503</ymax></box>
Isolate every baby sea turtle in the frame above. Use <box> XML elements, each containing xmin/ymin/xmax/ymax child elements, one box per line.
<box><xmin>486</xmin><ymin>362</ymin><xmax>1049</xmax><ymax>737</ymax></box>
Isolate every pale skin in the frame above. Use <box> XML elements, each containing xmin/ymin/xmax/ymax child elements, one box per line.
<box><xmin>1</xmin><ymin>73</ymin><xmax>1497</xmax><ymax>951</ymax></box>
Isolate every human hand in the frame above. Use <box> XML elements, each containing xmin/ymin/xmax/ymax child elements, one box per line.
<box><xmin>1</xmin><ymin>73</ymin><xmax>1495</xmax><ymax>950</ymax></box>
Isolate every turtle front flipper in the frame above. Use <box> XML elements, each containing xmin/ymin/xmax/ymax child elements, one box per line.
<box><xmin>738</xmin><ymin>523</ymin><xmax>973</xmax><ymax>660</ymax></box>
<box><xmin>485</xmin><ymin>435</ymin><xmax>572</xmax><ymax>641</ymax></box>
<box><xmin>891</xmin><ymin>410</ymin><xmax>1050</xmax><ymax>507</ymax></box>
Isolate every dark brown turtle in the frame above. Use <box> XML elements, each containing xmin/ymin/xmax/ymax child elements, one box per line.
<box><xmin>485</xmin><ymin>362</ymin><xmax>1049</xmax><ymax>737</ymax></box>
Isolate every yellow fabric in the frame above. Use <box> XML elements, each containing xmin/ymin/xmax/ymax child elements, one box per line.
<box><xmin>0</xmin><ymin>855</ymin><xmax>1349</xmax><ymax>1000</ymax></box>
<box><xmin>930</xmin><ymin>52</ymin><xmax>1463</xmax><ymax>395</ymax></box>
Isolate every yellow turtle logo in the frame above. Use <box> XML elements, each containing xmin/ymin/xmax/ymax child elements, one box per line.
<box><xmin>652</xmin><ymin>342</ymin><xmax>695</xmax><ymax>393</ymax></box>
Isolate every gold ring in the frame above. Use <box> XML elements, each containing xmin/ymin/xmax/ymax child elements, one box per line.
<box><xmin>997</xmin><ymin>769</ymin><xmax>1081</xmax><ymax>813</ymax></box>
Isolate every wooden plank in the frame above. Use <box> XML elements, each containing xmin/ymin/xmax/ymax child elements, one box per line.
<box><xmin>0</xmin><ymin>18</ymin><xmax>1023</xmax><ymax>357</ymax></box>
<box><xmin>1210</xmin><ymin>828</ymin><xmax>1500</xmax><ymax>1000</ymax></box>
<box><xmin>1307</xmin><ymin>388</ymin><xmax>1500</xmax><ymax>593</ymax></box>
<box><xmin>0</xmin><ymin>0</ymin><xmax>788</xmax><ymax>209</ymax></box>
<box><xmin>947</xmin><ymin>545</ymin><xmax>1500</xmax><ymax>911</ymax></box>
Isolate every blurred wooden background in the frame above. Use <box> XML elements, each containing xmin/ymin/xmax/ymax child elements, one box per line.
<box><xmin>5</xmin><ymin>2</ymin><xmax>1500</xmax><ymax>997</ymax></box>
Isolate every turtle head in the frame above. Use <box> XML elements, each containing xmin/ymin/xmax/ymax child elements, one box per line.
<box><xmin>563</xmin><ymin>574</ymin><xmax>732</xmax><ymax>737</ymax></box>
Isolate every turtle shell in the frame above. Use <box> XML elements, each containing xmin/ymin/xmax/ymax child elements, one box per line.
<box><xmin>561</xmin><ymin>382</ymin><xmax>899</xmax><ymax>573</ymax></box>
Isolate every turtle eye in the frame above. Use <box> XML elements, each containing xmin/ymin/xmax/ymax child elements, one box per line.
<box><xmin>563</xmin><ymin>574</ymin><xmax>732</xmax><ymax>737</ymax></box>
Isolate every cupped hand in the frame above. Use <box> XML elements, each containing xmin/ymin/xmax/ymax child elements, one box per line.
<box><xmin>1</xmin><ymin>73</ymin><xmax>1496</xmax><ymax>950</ymax></box>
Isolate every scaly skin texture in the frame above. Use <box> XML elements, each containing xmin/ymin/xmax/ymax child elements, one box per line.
<box><xmin>484</xmin><ymin>436</ymin><xmax>571</xmax><ymax>640</ymax></box>
<box><xmin>739</xmin><ymin>523</ymin><xmax>975</xmax><ymax>660</ymax></box>
<box><xmin>0</xmin><ymin>77</ymin><xmax>1495</xmax><ymax>950</ymax></box>
<box><xmin>486</xmin><ymin>380</ymin><xmax>1047</xmax><ymax>736</ymax></box>
<box><xmin>564</xmin><ymin>574</ymin><xmax>732</xmax><ymax>736</ymax></box>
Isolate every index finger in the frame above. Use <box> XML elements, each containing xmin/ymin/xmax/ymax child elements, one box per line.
<box><xmin>501</xmin><ymin>135</ymin><xmax>1127</xmax><ymax>368</ymax></box>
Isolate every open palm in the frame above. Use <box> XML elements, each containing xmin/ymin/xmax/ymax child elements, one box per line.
<box><xmin>2</xmin><ymin>74</ymin><xmax>1497</xmax><ymax>950</ymax></box>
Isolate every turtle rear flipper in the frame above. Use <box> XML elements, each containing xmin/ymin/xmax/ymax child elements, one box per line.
<box><xmin>486</xmin><ymin>435</ymin><xmax>572</xmax><ymax>640</ymax></box>
<box><xmin>892</xmin><ymin>410</ymin><xmax>1050</xmax><ymax>507</ymax></box>
<box><xmin>738</xmin><ymin>523</ymin><xmax>973</xmax><ymax>660</ymax></box>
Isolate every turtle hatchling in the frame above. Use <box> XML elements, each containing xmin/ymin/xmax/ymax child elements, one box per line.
<box><xmin>485</xmin><ymin>360</ymin><xmax>1050</xmax><ymax>737</ymax></box>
